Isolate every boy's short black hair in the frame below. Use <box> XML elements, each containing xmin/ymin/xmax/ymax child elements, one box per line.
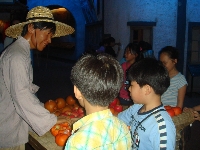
<box><xmin>128</xmin><ymin>58</ymin><xmax>170</xmax><ymax>95</ymax></box>
<box><xmin>21</xmin><ymin>21</ymin><xmax>56</xmax><ymax>37</ymax></box>
<box><xmin>71</xmin><ymin>53</ymin><xmax>123</xmax><ymax>107</ymax></box>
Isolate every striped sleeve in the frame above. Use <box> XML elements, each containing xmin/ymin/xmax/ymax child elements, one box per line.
<box><xmin>154</xmin><ymin>112</ymin><xmax>167</xmax><ymax>150</ymax></box>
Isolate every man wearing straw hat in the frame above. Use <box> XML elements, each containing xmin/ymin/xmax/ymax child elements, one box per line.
<box><xmin>0</xmin><ymin>6</ymin><xmax>74</xmax><ymax>150</ymax></box>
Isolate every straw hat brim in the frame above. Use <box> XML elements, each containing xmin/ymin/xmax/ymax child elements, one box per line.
<box><xmin>5</xmin><ymin>19</ymin><xmax>75</xmax><ymax>38</ymax></box>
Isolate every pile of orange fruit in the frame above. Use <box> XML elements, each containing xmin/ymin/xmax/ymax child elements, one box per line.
<box><xmin>50</xmin><ymin>122</ymin><xmax>71</xmax><ymax>146</ymax></box>
<box><xmin>44</xmin><ymin>95</ymin><xmax>85</xmax><ymax>146</ymax></box>
<box><xmin>164</xmin><ymin>105</ymin><xmax>182</xmax><ymax>117</ymax></box>
<box><xmin>44</xmin><ymin>95</ymin><xmax>85</xmax><ymax>118</ymax></box>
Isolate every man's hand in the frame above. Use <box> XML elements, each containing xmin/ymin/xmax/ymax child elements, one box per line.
<box><xmin>56</xmin><ymin>116</ymin><xmax>81</xmax><ymax>126</ymax></box>
<box><xmin>56</xmin><ymin>116</ymin><xmax>73</xmax><ymax>125</ymax></box>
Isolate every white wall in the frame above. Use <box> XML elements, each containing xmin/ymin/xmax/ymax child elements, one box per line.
<box><xmin>104</xmin><ymin>0</ymin><xmax>178</xmax><ymax>60</ymax></box>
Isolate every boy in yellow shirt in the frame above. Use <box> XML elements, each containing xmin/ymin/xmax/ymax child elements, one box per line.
<box><xmin>65</xmin><ymin>54</ymin><xmax>131</xmax><ymax>149</ymax></box>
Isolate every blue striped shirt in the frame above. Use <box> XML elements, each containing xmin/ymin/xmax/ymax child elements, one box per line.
<box><xmin>118</xmin><ymin>104</ymin><xmax>176</xmax><ymax>150</ymax></box>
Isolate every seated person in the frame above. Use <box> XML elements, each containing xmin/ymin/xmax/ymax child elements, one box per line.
<box><xmin>105</xmin><ymin>37</ymin><xmax>121</xmax><ymax>58</ymax></box>
<box><xmin>159</xmin><ymin>46</ymin><xmax>187</xmax><ymax>109</ymax></box>
<box><xmin>65</xmin><ymin>54</ymin><xmax>131</xmax><ymax>149</ymax></box>
<box><xmin>96</xmin><ymin>38</ymin><xmax>108</xmax><ymax>53</ymax></box>
<box><xmin>138</xmin><ymin>40</ymin><xmax>155</xmax><ymax>59</ymax></box>
<box><xmin>118</xmin><ymin>58</ymin><xmax>176</xmax><ymax>150</ymax></box>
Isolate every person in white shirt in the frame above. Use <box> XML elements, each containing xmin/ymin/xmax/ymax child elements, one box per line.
<box><xmin>0</xmin><ymin>6</ymin><xmax>74</xmax><ymax>150</ymax></box>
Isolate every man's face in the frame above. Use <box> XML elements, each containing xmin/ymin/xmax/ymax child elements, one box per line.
<box><xmin>31</xmin><ymin>27</ymin><xmax>53</xmax><ymax>51</ymax></box>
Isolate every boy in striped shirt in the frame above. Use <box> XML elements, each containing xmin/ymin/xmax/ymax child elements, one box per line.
<box><xmin>118</xmin><ymin>58</ymin><xmax>176</xmax><ymax>150</ymax></box>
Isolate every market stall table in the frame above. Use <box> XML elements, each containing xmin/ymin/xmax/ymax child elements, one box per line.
<box><xmin>29</xmin><ymin>131</ymin><xmax>63</xmax><ymax>150</ymax></box>
<box><xmin>29</xmin><ymin>109</ymin><xmax>194</xmax><ymax>150</ymax></box>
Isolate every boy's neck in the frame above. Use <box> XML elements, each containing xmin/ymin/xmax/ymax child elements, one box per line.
<box><xmin>85</xmin><ymin>104</ymin><xmax>108</xmax><ymax>115</ymax></box>
<box><xmin>139</xmin><ymin>96</ymin><xmax>162</xmax><ymax>113</ymax></box>
<box><xmin>82</xmin><ymin>98</ymin><xmax>108</xmax><ymax>115</ymax></box>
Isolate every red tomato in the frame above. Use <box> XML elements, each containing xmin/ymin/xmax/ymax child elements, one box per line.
<box><xmin>109</xmin><ymin>103</ymin><xmax>115</xmax><ymax>109</ymax></box>
<box><xmin>110</xmin><ymin>98</ymin><xmax>118</xmax><ymax>106</ymax></box>
<box><xmin>110</xmin><ymin>98</ymin><xmax>120</xmax><ymax>106</ymax></box>
<box><xmin>53</xmin><ymin>110</ymin><xmax>61</xmax><ymax>116</ymax></box>
<box><xmin>60</xmin><ymin>122</ymin><xmax>70</xmax><ymax>128</ymax></box>
<box><xmin>55</xmin><ymin>133</ymin><xmax>70</xmax><ymax>146</ymax></box>
<box><xmin>55</xmin><ymin>98</ymin><xmax>66</xmax><ymax>109</ymax></box>
<box><xmin>78</xmin><ymin>113</ymin><xmax>85</xmax><ymax>118</ymax></box>
<box><xmin>109</xmin><ymin>107</ymin><xmax>115</xmax><ymax>115</ymax></box>
<box><xmin>172</xmin><ymin>107</ymin><xmax>182</xmax><ymax>116</ymax></box>
<box><xmin>66</xmin><ymin>95</ymin><xmax>76</xmax><ymax>105</ymax></box>
<box><xmin>166</xmin><ymin>109</ymin><xmax>175</xmax><ymax>117</ymax></box>
<box><xmin>77</xmin><ymin>107</ymin><xmax>84</xmax><ymax>114</ymax></box>
<box><xmin>50</xmin><ymin>124</ymin><xmax>64</xmax><ymax>137</ymax></box>
<box><xmin>114</xmin><ymin>105</ymin><xmax>123</xmax><ymax>112</ymax></box>
<box><xmin>71</xmin><ymin>112</ymin><xmax>79</xmax><ymax>117</ymax></box>
<box><xmin>72</xmin><ymin>105</ymin><xmax>79</xmax><ymax>112</ymax></box>
<box><xmin>58</xmin><ymin>129</ymin><xmax>71</xmax><ymax>136</ymax></box>
<box><xmin>116</xmin><ymin>98</ymin><xmax>120</xmax><ymax>105</ymax></box>
<box><xmin>164</xmin><ymin>105</ymin><xmax>172</xmax><ymax>110</ymax></box>
<box><xmin>69</xmin><ymin>115</ymin><xmax>75</xmax><ymax>118</ymax></box>
<box><xmin>61</xmin><ymin>106</ymin><xmax>72</xmax><ymax>113</ymax></box>
<box><xmin>113</xmin><ymin>111</ymin><xmax>119</xmax><ymax>116</ymax></box>
<box><xmin>44</xmin><ymin>100</ymin><xmax>57</xmax><ymax>113</ymax></box>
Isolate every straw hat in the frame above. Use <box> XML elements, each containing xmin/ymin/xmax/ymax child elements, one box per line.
<box><xmin>5</xmin><ymin>6</ymin><xmax>75</xmax><ymax>38</ymax></box>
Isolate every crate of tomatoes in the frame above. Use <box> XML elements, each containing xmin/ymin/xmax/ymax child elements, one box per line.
<box><xmin>164</xmin><ymin>105</ymin><xmax>194</xmax><ymax>130</ymax></box>
<box><xmin>44</xmin><ymin>95</ymin><xmax>85</xmax><ymax>146</ymax></box>
<box><xmin>164</xmin><ymin>105</ymin><xmax>195</xmax><ymax>150</ymax></box>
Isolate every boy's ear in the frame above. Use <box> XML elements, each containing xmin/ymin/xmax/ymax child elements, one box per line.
<box><xmin>144</xmin><ymin>84</ymin><xmax>152</xmax><ymax>95</ymax></box>
<box><xmin>74</xmin><ymin>85</ymin><xmax>84</xmax><ymax>101</ymax></box>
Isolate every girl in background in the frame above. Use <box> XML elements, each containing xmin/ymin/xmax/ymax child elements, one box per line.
<box><xmin>118</xmin><ymin>43</ymin><xmax>140</xmax><ymax>110</ymax></box>
<box><xmin>159</xmin><ymin>46</ymin><xmax>187</xmax><ymax>109</ymax></box>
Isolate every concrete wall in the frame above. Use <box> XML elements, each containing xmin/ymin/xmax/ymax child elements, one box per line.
<box><xmin>104</xmin><ymin>0</ymin><xmax>178</xmax><ymax>61</ymax></box>
<box><xmin>103</xmin><ymin>0</ymin><xmax>200</xmax><ymax>92</ymax></box>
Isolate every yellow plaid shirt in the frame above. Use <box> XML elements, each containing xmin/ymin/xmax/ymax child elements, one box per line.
<box><xmin>65</xmin><ymin>109</ymin><xmax>131</xmax><ymax>150</ymax></box>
